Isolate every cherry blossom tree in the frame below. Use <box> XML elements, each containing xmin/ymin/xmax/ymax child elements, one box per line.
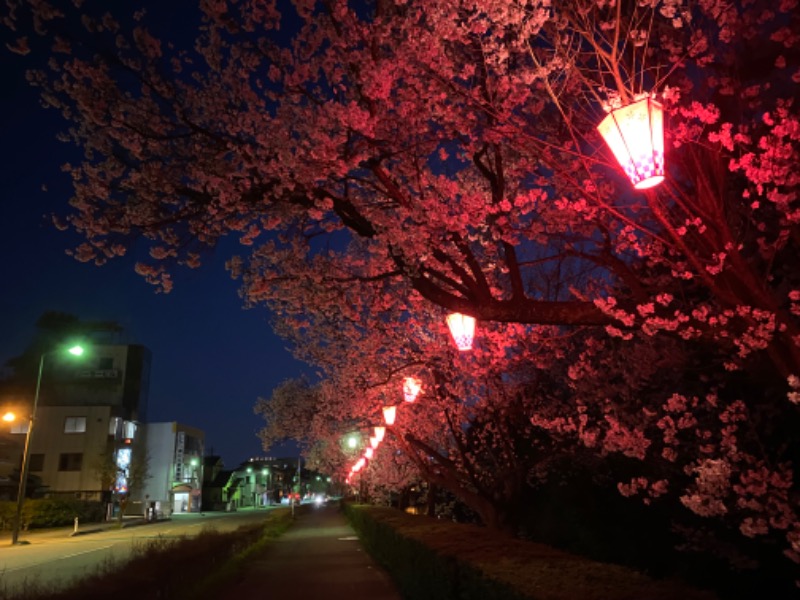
<box><xmin>4</xmin><ymin>0</ymin><xmax>800</xmax><ymax>587</ymax></box>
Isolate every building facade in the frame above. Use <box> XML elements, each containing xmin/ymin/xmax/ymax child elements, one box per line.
<box><xmin>7</xmin><ymin>344</ymin><xmax>150</xmax><ymax>513</ymax></box>
<box><xmin>142</xmin><ymin>422</ymin><xmax>205</xmax><ymax>516</ymax></box>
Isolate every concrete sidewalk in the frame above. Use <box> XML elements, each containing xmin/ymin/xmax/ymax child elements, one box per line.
<box><xmin>219</xmin><ymin>502</ymin><xmax>403</xmax><ymax>600</ymax></box>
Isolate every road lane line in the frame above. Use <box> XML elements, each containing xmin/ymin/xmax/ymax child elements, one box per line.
<box><xmin>4</xmin><ymin>545</ymin><xmax>115</xmax><ymax>572</ymax></box>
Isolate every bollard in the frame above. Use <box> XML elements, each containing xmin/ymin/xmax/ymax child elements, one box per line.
<box><xmin>73</xmin><ymin>516</ymin><xmax>79</xmax><ymax>535</ymax></box>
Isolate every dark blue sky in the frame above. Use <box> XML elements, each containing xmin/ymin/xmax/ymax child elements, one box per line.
<box><xmin>0</xmin><ymin>3</ymin><xmax>306</xmax><ymax>467</ymax></box>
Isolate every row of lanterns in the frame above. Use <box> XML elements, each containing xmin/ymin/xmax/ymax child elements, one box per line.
<box><xmin>345</xmin><ymin>312</ymin><xmax>474</xmax><ymax>480</ymax></box>
<box><xmin>346</xmin><ymin>95</ymin><xmax>664</xmax><ymax>483</ymax></box>
<box><xmin>345</xmin><ymin>375</ymin><xmax>423</xmax><ymax>483</ymax></box>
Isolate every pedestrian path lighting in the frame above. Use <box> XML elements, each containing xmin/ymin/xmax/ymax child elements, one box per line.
<box><xmin>382</xmin><ymin>405</ymin><xmax>397</xmax><ymax>426</ymax></box>
<box><xmin>12</xmin><ymin>344</ymin><xmax>86</xmax><ymax>545</ymax></box>
<box><xmin>597</xmin><ymin>95</ymin><xmax>665</xmax><ymax>190</ymax></box>
<box><xmin>446</xmin><ymin>313</ymin><xmax>476</xmax><ymax>351</ymax></box>
<box><xmin>403</xmin><ymin>377</ymin><xmax>422</xmax><ymax>403</ymax></box>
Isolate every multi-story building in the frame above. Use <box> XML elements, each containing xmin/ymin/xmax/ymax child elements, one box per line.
<box><xmin>7</xmin><ymin>344</ymin><xmax>150</xmax><ymax>513</ymax></box>
<box><xmin>142</xmin><ymin>422</ymin><xmax>205</xmax><ymax>516</ymax></box>
<box><xmin>0</xmin><ymin>429</ymin><xmax>18</xmax><ymax>500</ymax></box>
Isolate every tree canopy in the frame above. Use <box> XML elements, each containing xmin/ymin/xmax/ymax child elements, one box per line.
<box><xmin>4</xmin><ymin>0</ymin><xmax>800</xmax><ymax>590</ymax></box>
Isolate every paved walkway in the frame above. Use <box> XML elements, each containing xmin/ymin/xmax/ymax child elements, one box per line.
<box><xmin>219</xmin><ymin>503</ymin><xmax>403</xmax><ymax>600</ymax></box>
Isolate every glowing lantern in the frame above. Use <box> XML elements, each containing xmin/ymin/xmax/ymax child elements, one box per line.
<box><xmin>403</xmin><ymin>376</ymin><xmax>422</xmax><ymax>403</ymax></box>
<box><xmin>373</xmin><ymin>426</ymin><xmax>386</xmax><ymax>442</ymax></box>
<box><xmin>446</xmin><ymin>313</ymin><xmax>476</xmax><ymax>351</ymax></box>
<box><xmin>370</xmin><ymin>436</ymin><xmax>380</xmax><ymax>449</ymax></box>
<box><xmin>353</xmin><ymin>458</ymin><xmax>365</xmax><ymax>472</ymax></box>
<box><xmin>383</xmin><ymin>405</ymin><xmax>397</xmax><ymax>426</ymax></box>
<box><xmin>365</xmin><ymin>447</ymin><xmax>374</xmax><ymax>459</ymax></box>
<box><xmin>597</xmin><ymin>96</ymin><xmax>665</xmax><ymax>190</ymax></box>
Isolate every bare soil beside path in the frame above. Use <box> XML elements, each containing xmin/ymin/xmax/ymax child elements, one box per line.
<box><xmin>216</xmin><ymin>502</ymin><xmax>403</xmax><ymax>600</ymax></box>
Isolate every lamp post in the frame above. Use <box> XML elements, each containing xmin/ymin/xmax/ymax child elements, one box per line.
<box><xmin>11</xmin><ymin>344</ymin><xmax>85</xmax><ymax>545</ymax></box>
<box><xmin>262</xmin><ymin>468</ymin><xmax>270</xmax><ymax>506</ymax></box>
<box><xmin>246</xmin><ymin>466</ymin><xmax>255</xmax><ymax>507</ymax></box>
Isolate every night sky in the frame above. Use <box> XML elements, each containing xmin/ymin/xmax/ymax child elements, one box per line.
<box><xmin>0</xmin><ymin>4</ymin><xmax>306</xmax><ymax>468</ymax></box>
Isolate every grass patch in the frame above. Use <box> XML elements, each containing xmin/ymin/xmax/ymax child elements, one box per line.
<box><xmin>0</xmin><ymin>508</ymin><xmax>299</xmax><ymax>600</ymax></box>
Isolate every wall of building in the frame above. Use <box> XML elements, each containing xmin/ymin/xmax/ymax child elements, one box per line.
<box><xmin>27</xmin><ymin>405</ymin><xmax>114</xmax><ymax>498</ymax></box>
<box><xmin>41</xmin><ymin>344</ymin><xmax>151</xmax><ymax>423</ymax></box>
<box><xmin>142</xmin><ymin>422</ymin><xmax>205</xmax><ymax>516</ymax></box>
<box><xmin>3</xmin><ymin>344</ymin><xmax>150</xmax><ymax>508</ymax></box>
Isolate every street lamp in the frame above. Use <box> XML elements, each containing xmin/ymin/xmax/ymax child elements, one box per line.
<box><xmin>11</xmin><ymin>344</ymin><xmax>85</xmax><ymax>545</ymax></box>
<box><xmin>246</xmin><ymin>466</ymin><xmax>257</xmax><ymax>507</ymax></box>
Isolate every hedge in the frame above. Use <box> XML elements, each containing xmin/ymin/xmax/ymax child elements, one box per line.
<box><xmin>343</xmin><ymin>503</ymin><xmax>717</xmax><ymax>600</ymax></box>
<box><xmin>0</xmin><ymin>498</ymin><xmax>104</xmax><ymax>530</ymax></box>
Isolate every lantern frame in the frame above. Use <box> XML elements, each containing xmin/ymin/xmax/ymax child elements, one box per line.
<box><xmin>597</xmin><ymin>96</ymin><xmax>665</xmax><ymax>190</ymax></box>
<box><xmin>446</xmin><ymin>312</ymin><xmax>476</xmax><ymax>351</ymax></box>
<box><xmin>383</xmin><ymin>405</ymin><xmax>397</xmax><ymax>426</ymax></box>
<box><xmin>403</xmin><ymin>376</ymin><xmax>422</xmax><ymax>403</ymax></box>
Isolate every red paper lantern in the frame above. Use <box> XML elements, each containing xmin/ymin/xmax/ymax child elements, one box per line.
<box><xmin>369</xmin><ymin>436</ymin><xmax>380</xmax><ymax>449</ymax></box>
<box><xmin>365</xmin><ymin>447</ymin><xmax>374</xmax><ymax>459</ymax></box>
<box><xmin>597</xmin><ymin>96</ymin><xmax>665</xmax><ymax>190</ymax></box>
<box><xmin>446</xmin><ymin>313</ymin><xmax>476</xmax><ymax>351</ymax></box>
<box><xmin>383</xmin><ymin>405</ymin><xmax>397</xmax><ymax>426</ymax></box>
<box><xmin>373</xmin><ymin>426</ymin><xmax>386</xmax><ymax>442</ymax></box>
<box><xmin>403</xmin><ymin>376</ymin><xmax>422</xmax><ymax>403</ymax></box>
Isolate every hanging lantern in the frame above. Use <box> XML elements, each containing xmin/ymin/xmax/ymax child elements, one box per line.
<box><xmin>365</xmin><ymin>447</ymin><xmax>374</xmax><ymax>459</ymax></box>
<box><xmin>446</xmin><ymin>312</ymin><xmax>476</xmax><ymax>351</ymax></box>
<box><xmin>353</xmin><ymin>457</ymin><xmax>366</xmax><ymax>472</ymax></box>
<box><xmin>597</xmin><ymin>96</ymin><xmax>665</xmax><ymax>190</ymax></box>
<box><xmin>383</xmin><ymin>405</ymin><xmax>397</xmax><ymax>426</ymax></box>
<box><xmin>373</xmin><ymin>426</ymin><xmax>386</xmax><ymax>442</ymax></box>
<box><xmin>369</xmin><ymin>436</ymin><xmax>380</xmax><ymax>449</ymax></box>
<box><xmin>403</xmin><ymin>376</ymin><xmax>422</xmax><ymax>403</ymax></box>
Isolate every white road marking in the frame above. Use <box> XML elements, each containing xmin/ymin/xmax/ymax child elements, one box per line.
<box><xmin>4</xmin><ymin>545</ymin><xmax>114</xmax><ymax>572</ymax></box>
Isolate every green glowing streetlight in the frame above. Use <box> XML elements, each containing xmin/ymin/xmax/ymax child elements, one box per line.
<box><xmin>11</xmin><ymin>343</ymin><xmax>86</xmax><ymax>545</ymax></box>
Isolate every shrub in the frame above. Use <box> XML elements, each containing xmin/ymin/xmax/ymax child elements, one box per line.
<box><xmin>343</xmin><ymin>503</ymin><xmax>717</xmax><ymax>600</ymax></box>
<box><xmin>0</xmin><ymin>499</ymin><xmax>104</xmax><ymax>530</ymax></box>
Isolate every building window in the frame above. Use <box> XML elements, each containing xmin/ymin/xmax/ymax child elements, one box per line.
<box><xmin>123</xmin><ymin>421</ymin><xmax>136</xmax><ymax>440</ymax></box>
<box><xmin>64</xmin><ymin>417</ymin><xmax>87</xmax><ymax>434</ymax></box>
<box><xmin>58</xmin><ymin>453</ymin><xmax>83</xmax><ymax>471</ymax></box>
<box><xmin>10</xmin><ymin>422</ymin><xmax>29</xmax><ymax>435</ymax></box>
<box><xmin>29</xmin><ymin>454</ymin><xmax>44</xmax><ymax>472</ymax></box>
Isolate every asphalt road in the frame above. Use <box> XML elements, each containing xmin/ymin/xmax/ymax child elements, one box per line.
<box><xmin>0</xmin><ymin>509</ymin><xmax>275</xmax><ymax>595</ymax></box>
